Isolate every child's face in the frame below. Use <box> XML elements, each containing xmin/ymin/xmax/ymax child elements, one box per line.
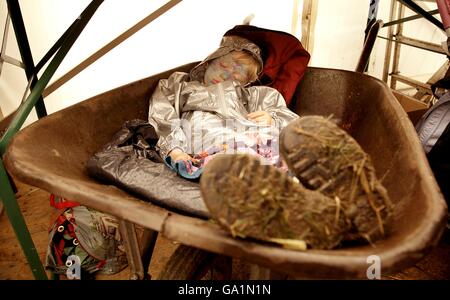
<box><xmin>204</xmin><ymin>52</ymin><xmax>250</xmax><ymax>85</ymax></box>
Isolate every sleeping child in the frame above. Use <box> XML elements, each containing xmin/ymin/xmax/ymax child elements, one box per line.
<box><xmin>148</xmin><ymin>35</ymin><xmax>299</xmax><ymax>178</ymax></box>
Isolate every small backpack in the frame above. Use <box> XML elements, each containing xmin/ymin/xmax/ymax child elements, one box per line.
<box><xmin>45</xmin><ymin>195</ymin><xmax>128</xmax><ymax>279</ymax></box>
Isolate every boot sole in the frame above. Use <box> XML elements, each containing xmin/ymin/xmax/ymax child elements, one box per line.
<box><xmin>280</xmin><ymin>116</ymin><xmax>393</xmax><ymax>242</ymax></box>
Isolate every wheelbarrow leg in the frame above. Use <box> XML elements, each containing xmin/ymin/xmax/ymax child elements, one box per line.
<box><xmin>249</xmin><ymin>264</ymin><xmax>271</xmax><ymax>280</ymax></box>
<box><xmin>119</xmin><ymin>219</ymin><xmax>145</xmax><ymax>280</ymax></box>
<box><xmin>139</xmin><ymin>228</ymin><xmax>158</xmax><ymax>279</ymax></box>
<box><xmin>210</xmin><ymin>255</ymin><xmax>232</xmax><ymax>280</ymax></box>
<box><xmin>249</xmin><ymin>264</ymin><xmax>289</xmax><ymax>279</ymax></box>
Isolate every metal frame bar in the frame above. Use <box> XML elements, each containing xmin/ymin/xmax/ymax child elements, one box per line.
<box><xmin>0</xmin><ymin>0</ymin><xmax>104</xmax><ymax>280</ymax></box>
<box><xmin>119</xmin><ymin>220</ymin><xmax>145</xmax><ymax>280</ymax></box>
<box><xmin>0</xmin><ymin>13</ymin><xmax>25</xmax><ymax>75</ymax></box>
<box><xmin>365</xmin><ymin>0</ymin><xmax>380</xmax><ymax>41</ymax></box>
<box><xmin>398</xmin><ymin>0</ymin><xmax>444</xmax><ymax>30</ymax></box>
<box><xmin>361</xmin><ymin>0</ymin><xmax>381</xmax><ymax>72</ymax></box>
<box><xmin>7</xmin><ymin>0</ymin><xmax>47</xmax><ymax>119</ymax></box>
<box><xmin>0</xmin><ymin>12</ymin><xmax>11</xmax><ymax>75</ymax></box>
<box><xmin>383</xmin><ymin>9</ymin><xmax>439</xmax><ymax>27</ymax></box>
<box><xmin>0</xmin><ymin>12</ymin><xmax>25</xmax><ymax>73</ymax></box>
<box><xmin>140</xmin><ymin>228</ymin><xmax>158</xmax><ymax>279</ymax></box>
<box><xmin>1</xmin><ymin>54</ymin><xmax>24</xmax><ymax>69</ymax></box>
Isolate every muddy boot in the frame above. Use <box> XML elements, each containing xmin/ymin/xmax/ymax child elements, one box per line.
<box><xmin>280</xmin><ymin>116</ymin><xmax>393</xmax><ymax>243</ymax></box>
<box><xmin>200</xmin><ymin>154</ymin><xmax>349</xmax><ymax>250</ymax></box>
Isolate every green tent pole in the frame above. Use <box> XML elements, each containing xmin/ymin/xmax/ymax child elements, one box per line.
<box><xmin>0</xmin><ymin>159</ymin><xmax>47</xmax><ymax>279</ymax></box>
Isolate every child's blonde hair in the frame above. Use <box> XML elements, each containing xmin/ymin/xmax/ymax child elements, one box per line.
<box><xmin>231</xmin><ymin>50</ymin><xmax>260</xmax><ymax>83</ymax></box>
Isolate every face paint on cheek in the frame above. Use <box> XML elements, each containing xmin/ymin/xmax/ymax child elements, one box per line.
<box><xmin>232</xmin><ymin>64</ymin><xmax>250</xmax><ymax>84</ymax></box>
<box><xmin>203</xmin><ymin>53</ymin><xmax>251</xmax><ymax>85</ymax></box>
<box><xmin>204</xmin><ymin>65</ymin><xmax>231</xmax><ymax>84</ymax></box>
<box><xmin>220</xmin><ymin>71</ymin><xmax>232</xmax><ymax>80</ymax></box>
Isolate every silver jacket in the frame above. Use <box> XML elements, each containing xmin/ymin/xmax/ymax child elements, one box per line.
<box><xmin>148</xmin><ymin>71</ymin><xmax>299</xmax><ymax>157</ymax></box>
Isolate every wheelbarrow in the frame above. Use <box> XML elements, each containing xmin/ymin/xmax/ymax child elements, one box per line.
<box><xmin>3</xmin><ymin>63</ymin><xmax>448</xmax><ymax>279</ymax></box>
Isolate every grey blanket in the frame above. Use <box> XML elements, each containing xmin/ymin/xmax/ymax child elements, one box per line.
<box><xmin>86</xmin><ymin>119</ymin><xmax>209</xmax><ymax>218</ymax></box>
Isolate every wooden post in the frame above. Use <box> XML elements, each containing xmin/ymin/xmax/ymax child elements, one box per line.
<box><xmin>391</xmin><ymin>3</ymin><xmax>405</xmax><ymax>90</ymax></box>
<box><xmin>383</xmin><ymin>0</ymin><xmax>398</xmax><ymax>83</ymax></box>
<box><xmin>300</xmin><ymin>0</ymin><xmax>318</xmax><ymax>53</ymax></box>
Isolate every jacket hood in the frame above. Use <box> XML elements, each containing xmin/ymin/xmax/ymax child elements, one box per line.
<box><xmin>222</xmin><ymin>25</ymin><xmax>311</xmax><ymax>106</ymax></box>
<box><xmin>189</xmin><ymin>35</ymin><xmax>264</xmax><ymax>84</ymax></box>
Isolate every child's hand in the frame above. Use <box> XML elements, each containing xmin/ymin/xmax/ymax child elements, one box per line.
<box><xmin>247</xmin><ymin>111</ymin><xmax>273</xmax><ymax>125</ymax></box>
<box><xmin>169</xmin><ymin>148</ymin><xmax>197</xmax><ymax>162</ymax></box>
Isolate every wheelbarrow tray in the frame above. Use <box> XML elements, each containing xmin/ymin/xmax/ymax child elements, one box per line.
<box><xmin>4</xmin><ymin>63</ymin><xmax>447</xmax><ymax>279</ymax></box>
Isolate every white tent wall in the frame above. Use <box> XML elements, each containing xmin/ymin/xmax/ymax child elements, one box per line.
<box><xmin>0</xmin><ymin>0</ymin><xmax>446</xmax><ymax>127</ymax></box>
<box><xmin>309</xmin><ymin>0</ymin><xmax>368</xmax><ymax>70</ymax></box>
